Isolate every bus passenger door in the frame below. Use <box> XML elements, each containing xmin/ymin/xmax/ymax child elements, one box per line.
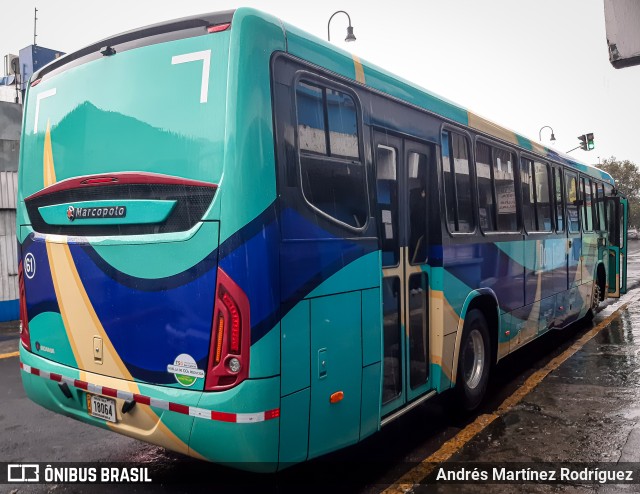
<box><xmin>607</xmin><ymin>196</ymin><xmax>628</xmax><ymax>297</ymax></box>
<box><xmin>565</xmin><ymin>172</ymin><xmax>582</xmax><ymax>290</ymax></box>
<box><xmin>374</xmin><ymin>130</ymin><xmax>434</xmax><ymax>416</ymax></box>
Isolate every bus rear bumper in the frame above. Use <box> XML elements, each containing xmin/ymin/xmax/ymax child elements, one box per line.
<box><xmin>19</xmin><ymin>346</ymin><xmax>281</xmax><ymax>472</ymax></box>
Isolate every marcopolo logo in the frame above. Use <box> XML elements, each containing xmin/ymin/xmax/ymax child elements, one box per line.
<box><xmin>67</xmin><ymin>205</ymin><xmax>127</xmax><ymax>222</ymax></box>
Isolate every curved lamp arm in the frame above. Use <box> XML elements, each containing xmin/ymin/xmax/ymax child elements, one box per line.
<box><xmin>328</xmin><ymin>10</ymin><xmax>356</xmax><ymax>42</ymax></box>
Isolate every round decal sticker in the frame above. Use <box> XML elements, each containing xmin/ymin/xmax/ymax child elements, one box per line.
<box><xmin>24</xmin><ymin>253</ymin><xmax>36</xmax><ymax>279</ymax></box>
<box><xmin>167</xmin><ymin>354</ymin><xmax>205</xmax><ymax>387</ymax></box>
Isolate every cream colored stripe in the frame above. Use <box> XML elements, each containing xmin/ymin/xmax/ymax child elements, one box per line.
<box><xmin>39</xmin><ymin>126</ymin><xmax>196</xmax><ymax>456</ymax></box>
<box><xmin>467</xmin><ymin>111</ymin><xmax>518</xmax><ymax>145</ymax></box>
<box><xmin>46</xmin><ymin>238</ymin><xmax>198</xmax><ymax>456</ymax></box>
<box><xmin>353</xmin><ymin>55</ymin><xmax>365</xmax><ymax>84</ymax></box>
<box><xmin>43</xmin><ymin>121</ymin><xmax>57</xmax><ymax>187</ymax></box>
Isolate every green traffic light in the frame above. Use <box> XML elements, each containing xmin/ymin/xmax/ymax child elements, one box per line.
<box><xmin>585</xmin><ymin>133</ymin><xmax>594</xmax><ymax>151</ymax></box>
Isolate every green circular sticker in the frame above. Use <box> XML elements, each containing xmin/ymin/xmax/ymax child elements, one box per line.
<box><xmin>167</xmin><ymin>354</ymin><xmax>205</xmax><ymax>387</ymax></box>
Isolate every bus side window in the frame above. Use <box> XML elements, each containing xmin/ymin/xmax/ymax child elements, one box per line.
<box><xmin>476</xmin><ymin>142</ymin><xmax>495</xmax><ymax>231</ymax></box>
<box><xmin>566</xmin><ymin>173</ymin><xmax>580</xmax><ymax>233</ymax></box>
<box><xmin>581</xmin><ymin>177</ymin><xmax>593</xmax><ymax>232</ymax></box>
<box><xmin>521</xmin><ymin>158</ymin><xmax>535</xmax><ymax>231</ymax></box>
<box><xmin>442</xmin><ymin>131</ymin><xmax>475</xmax><ymax>233</ymax></box>
<box><xmin>534</xmin><ymin>161</ymin><xmax>552</xmax><ymax>232</ymax></box>
<box><xmin>554</xmin><ymin>167</ymin><xmax>565</xmax><ymax>232</ymax></box>
<box><xmin>591</xmin><ymin>180</ymin><xmax>599</xmax><ymax>231</ymax></box>
<box><xmin>295</xmin><ymin>80</ymin><xmax>368</xmax><ymax>229</ymax></box>
<box><xmin>597</xmin><ymin>182</ymin><xmax>606</xmax><ymax>231</ymax></box>
<box><xmin>523</xmin><ymin>158</ymin><xmax>552</xmax><ymax>232</ymax></box>
<box><xmin>493</xmin><ymin>148</ymin><xmax>517</xmax><ymax>231</ymax></box>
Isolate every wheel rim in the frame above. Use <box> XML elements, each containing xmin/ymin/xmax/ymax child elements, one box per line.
<box><xmin>463</xmin><ymin>329</ymin><xmax>485</xmax><ymax>389</ymax></box>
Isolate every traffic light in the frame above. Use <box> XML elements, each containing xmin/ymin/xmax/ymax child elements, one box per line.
<box><xmin>577</xmin><ymin>133</ymin><xmax>595</xmax><ymax>151</ymax></box>
<box><xmin>578</xmin><ymin>134</ymin><xmax>588</xmax><ymax>150</ymax></box>
<box><xmin>586</xmin><ymin>133</ymin><xmax>595</xmax><ymax>150</ymax></box>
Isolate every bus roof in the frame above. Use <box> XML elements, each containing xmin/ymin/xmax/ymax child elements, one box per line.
<box><xmin>276</xmin><ymin>12</ymin><xmax>614</xmax><ymax>185</ymax></box>
<box><xmin>32</xmin><ymin>7</ymin><xmax>613</xmax><ymax>185</ymax></box>
<box><xmin>32</xmin><ymin>10</ymin><xmax>235</xmax><ymax>82</ymax></box>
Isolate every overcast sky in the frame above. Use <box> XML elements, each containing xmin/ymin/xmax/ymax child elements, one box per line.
<box><xmin>2</xmin><ymin>0</ymin><xmax>638</xmax><ymax>166</ymax></box>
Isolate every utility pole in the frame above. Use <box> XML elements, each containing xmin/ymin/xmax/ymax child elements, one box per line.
<box><xmin>34</xmin><ymin>7</ymin><xmax>38</xmax><ymax>46</ymax></box>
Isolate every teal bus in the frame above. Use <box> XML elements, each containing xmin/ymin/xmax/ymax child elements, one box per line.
<box><xmin>17</xmin><ymin>8</ymin><xmax>628</xmax><ymax>471</ymax></box>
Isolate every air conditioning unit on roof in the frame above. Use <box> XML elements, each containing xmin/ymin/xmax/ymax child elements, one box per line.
<box><xmin>4</xmin><ymin>54</ymin><xmax>19</xmax><ymax>76</ymax></box>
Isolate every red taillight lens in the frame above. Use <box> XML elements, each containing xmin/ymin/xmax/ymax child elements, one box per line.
<box><xmin>205</xmin><ymin>268</ymin><xmax>250</xmax><ymax>391</ymax></box>
<box><xmin>18</xmin><ymin>261</ymin><xmax>31</xmax><ymax>351</ymax></box>
<box><xmin>207</xmin><ymin>23</ymin><xmax>231</xmax><ymax>33</ymax></box>
<box><xmin>221</xmin><ymin>291</ymin><xmax>241</xmax><ymax>353</ymax></box>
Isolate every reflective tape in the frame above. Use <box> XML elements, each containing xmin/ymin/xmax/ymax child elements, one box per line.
<box><xmin>20</xmin><ymin>362</ymin><xmax>279</xmax><ymax>423</ymax></box>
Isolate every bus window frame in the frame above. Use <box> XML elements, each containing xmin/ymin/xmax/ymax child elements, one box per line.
<box><xmin>552</xmin><ymin>164</ymin><xmax>566</xmax><ymax>234</ymax></box>
<box><xmin>565</xmin><ymin>170</ymin><xmax>581</xmax><ymax>234</ymax></box>
<box><xmin>580</xmin><ymin>175</ymin><xmax>594</xmax><ymax>233</ymax></box>
<box><xmin>520</xmin><ymin>153</ymin><xmax>554</xmax><ymax>235</ymax></box>
<box><xmin>292</xmin><ymin>70</ymin><xmax>370</xmax><ymax>233</ymax></box>
<box><xmin>596</xmin><ymin>181</ymin><xmax>607</xmax><ymax>232</ymax></box>
<box><xmin>474</xmin><ymin>136</ymin><xmax>520</xmax><ymax>236</ymax></box>
<box><xmin>440</xmin><ymin>124</ymin><xmax>478</xmax><ymax>237</ymax></box>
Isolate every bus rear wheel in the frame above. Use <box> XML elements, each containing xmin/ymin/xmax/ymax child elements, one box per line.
<box><xmin>455</xmin><ymin>309</ymin><xmax>491</xmax><ymax>411</ymax></box>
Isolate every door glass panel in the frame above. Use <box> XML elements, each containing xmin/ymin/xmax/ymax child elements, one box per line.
<box><xmin>408</xmin><ymin>273</ymin><xmax>428</xmax><ymax>389</ymax></box>
<box><xmin>554</xmin><ymin>168</ymin><xmax>565</xmax><ymax>232</ymax></box>
<box><xmin>408</xmin><ymin>151</ymin><xmax>428</xmax><ymax>264</ymax></box>
<box><xmin>376</xmin><ymin>145</ymin><xmax>399</xmax><ymax>266</ymax></box>
<box><xmin>566</xmin><ymin>174</ymin><xmax>580</xmax><ymax>233</ymax></box>
<box><xmin>608</xmin><ymin>200</ymin><xmax>616</xmax><ymax>243</ymax></box>
<box><xmin>382</xmin><ymin>277</ymin><xmax>402</xmax><ymax>404</ymax></box>
<box><xmin>582</xmin><ymin>178</ymin><xmax>593</xmax><ymax>231</ymax></box>
<box><xmin>597</xmin><ymin>183</ymin><xmax>606</xmax><ymax>231</ymax></box>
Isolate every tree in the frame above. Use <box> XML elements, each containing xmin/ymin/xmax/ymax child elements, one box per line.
<box><xmin>599</xmin><ymin>157</ymin><xmax>640</xmax><ymax>227</ymax></box>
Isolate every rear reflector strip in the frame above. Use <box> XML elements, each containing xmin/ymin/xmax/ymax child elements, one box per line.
<box><xmin>20</xmin><ymin>362</ymin><xmax>280</xmax><ymax>423</ymax></box>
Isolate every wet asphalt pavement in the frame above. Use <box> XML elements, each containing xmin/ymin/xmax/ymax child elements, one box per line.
<box><xmin>2</xmin><ymin>242</ymin><xmax>640</xmax><ymax>494</ymax></box>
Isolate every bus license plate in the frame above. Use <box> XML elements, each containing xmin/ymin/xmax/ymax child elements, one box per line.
<box><xmin>87</xmin><ymin>394</ymin><xmax>117</xmax><ymax>423</ymax></box>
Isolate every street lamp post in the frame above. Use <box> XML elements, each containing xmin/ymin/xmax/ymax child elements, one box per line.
<box><xmin>327</xmin><ymin>10</ymin><xmax>356</xmax><ymax>42</ymax></box>
<box><xmin>539</xmin><ymin>125</ymin><xmax>556</xmax><ymax>143</ymax></box>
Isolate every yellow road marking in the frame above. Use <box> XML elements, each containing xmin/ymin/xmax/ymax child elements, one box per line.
<box><xmin>381</xmin><ymin>302</ymin><xmax>630</xmax><ymax>494</ymax></box>
<box><xmin>0</xmin><ymin>351</ymin><xmax>20</xmax><ymax>360</ymax></box>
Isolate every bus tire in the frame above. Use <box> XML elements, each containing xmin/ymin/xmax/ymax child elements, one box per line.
<box><xmin>455</xmin><ymin>309</ymin><xmax>491</xmax><ymax>411</ymax></box>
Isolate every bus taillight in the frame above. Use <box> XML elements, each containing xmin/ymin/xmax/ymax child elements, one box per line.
<box><xmin>205</xmin><ymin>268</ymin><xmax>250</xmax><ymax>391</ymax></box>
<box><xmin>18</xmin><ymin>261</ymin><xmax>31</xmax><ymax>351</ymax></box>
<box><xmin>207</xmin><ymin>23</ymin><xmax>230</xmax><ymax>33</ymax></box>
